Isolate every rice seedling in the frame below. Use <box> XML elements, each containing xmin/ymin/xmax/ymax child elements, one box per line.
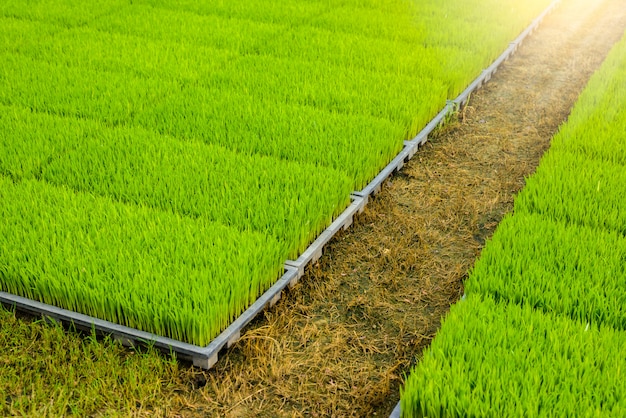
<box><xmin>14</xmin><ymin>25</ymin><xmax>239</xmax><ymax>82</ymax></box>
<box><xmin>0</xmin><ymin>0</ymin><xmax>555</xmax><ymax>345</ymax></box>
<box><xmin>133</xmin><ymin>0</ymin><xmax>329</xmax><ymax>27</ymax></box>
<box><xmin>0</xmin><ymin>0</ymin><xmax>127</xmax><ymax>28</ymax></box>
<box><xmin>0</xmin><ymin>104</ymin><xmax>98</xmax><ymax>180</ymax></box>
<box><xmin>135</xmin><ymin>87</ymin><xmax>406</xmax><ymax>189</ymax></box>
<box><xmin>0</xmin><ymin>177</ymin><xmax>285</xmax><ymax>346</ymax></box>
<box><xmin>466</xmin><ymin>212</ymin><xmax>626</xmax><ymax>329</ymax></box>
<box><xmin>552</xmin><ymin>105</ymin><xmax>626</xmax><ymax>165</ymax></box>
<box><xmin>38</xmin><ymin>122</ymin><xmax>353</xmax><ymax>259</ymax></box>
<box><xmin>401</xmin><ymin>295</ymin><xmax>626</xmax><ymax>417</ymax></box>
<box><xmin>514</xmin><ymin>150</ymin><xmax>626</xmax><ymax>235</ymax></box>
<box><xmin>0</xmin><ymin>50</ymin><xmax>405</xmax><ymax>189</ymax></box>
<box><xmin>0</xmin><ymin>16</ymin><xmax>58</xmax><ymax>54</ymax></box>
<box><xmin>91</xmin><ymin>5</ymin><xmax>286</xmax><ymax>55</ymax></box>
<box><xmin>0</xmin><ymin>52</ymin><xmax>179</xmax><ymax>126</ymax></box>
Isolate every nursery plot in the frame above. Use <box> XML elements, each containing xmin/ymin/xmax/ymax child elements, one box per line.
<box><xmin>466</xmin><ymin>212</ymin><xmax>626</xmax><ymax>329</ymax></box>
<box><xmin>137</xmin><ymin>90</ymin><xmax>405</xmax><ymax>189</ymax></box>
<box><xmin>0</xmin><ymin>0</ymin><xmax>127</xmax><ymax>27</ymax></box>
<box><xmin>0</xmin><ymin>104</ymin><xmax>98</xmax><ymax>180</ymax></box>
<box><xmin>132</xmin><ymin>0</ymin><xmax>329</xmax><ymax>26</ymax></box>
<box><xmin>14</xmin><ymin>26</ymin><xmax>238</xmax><ymax>82</ymax></box>
<box><xmin>40</xmin><ymin>123</ymin><xmax>353</xmax><ymax>259</ymax></box>
<box><xmin>0</xmin><ymin>0</ymin><xmax>554</xmax><ymax>347</ymax></box>
<box><xmin>259</xmin><ymin>26</ymin><xmax>434</xmax><ymax>74</ymax></box>
<box><xmin>0</xmin><ymin>53</ymin><xmax>177</xmax><ymax>126</ymax></box>
<box><xmin>551</xmin><ymin>106</ymin><xmax>626</xmax><ymax>165</ymax></box>
<box><xmin>309</xmin><ymin>7</ymin><xmax>426</xmax><ymax>44</ymax></box>
<box><xmin>0</xmin><ymin>48</ymin><xmax>406</xmax><ymax>190</ymax></box>
<box><xmin>514</xmin><ymin>150</ymin><xmax>626</xmax><ymax>235</ymax></box>
<box><xmin>0</xmin><ymin>177</ymin><xmax>285</xmax><ymax>346</ymax></box>
<box><xmin>91</xmin><ymin>5</ymin><xmax>284</xmax><ymax>55</ymax></box>
<box><xmin>259</xmin><ymin>0</ymin><xmax>553</xmax><ymax>96</ymax></box>
<box><xmin>214</xmin><ymin>54</ymin><xmax>447</xmax><ymax>135</ymax></box>
<box><xmin>0</xmin><ymin>17</ymin><xmax>59</xmax><ymax>53</ymax></box>
<box><xmin>401</xmin><ymin>295</ymin><xmax>626</xmax><ymax>417</ymax></box>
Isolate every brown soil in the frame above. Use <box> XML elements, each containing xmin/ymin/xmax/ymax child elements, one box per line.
<box><xmin>168</xmin><ymin>1</ymin><xmax>626</xmax><ymax>417</ymax></box>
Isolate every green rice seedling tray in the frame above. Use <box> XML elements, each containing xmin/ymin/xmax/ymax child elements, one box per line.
<box><xmin>401</xmin><ymin>295</ymin><xmax>626</xmax><ymax>416</ymax></box>
<box><xmin>285</xmin><ymin>196</ymin><xmax>366</xmax><ymax>280</ymax></box>
<box><xmin>0</xmin><ymin>266</ymin><xmax>299</xmax><ymax>369</ymax></box>
<box><xmin>0</xmin><ymin>185</ymin><xmax>364</xmax><ymax>369</ymax></box>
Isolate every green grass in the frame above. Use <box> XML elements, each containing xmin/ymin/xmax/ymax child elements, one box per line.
<box><xmin>1</xmin><ymin>0</ymin><xmax>554</xmax><ymax>345</ymax></box>
<box><xmin>0</xmin><ymin>307</ymin><xmax>183</xmax><ymax>417</ymax></box>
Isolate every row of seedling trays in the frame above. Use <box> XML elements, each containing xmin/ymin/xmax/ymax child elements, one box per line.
<box><xmin>0</xmin><ymin>0</ymin><xmax>561</xmax><ymax>378</ymax></box>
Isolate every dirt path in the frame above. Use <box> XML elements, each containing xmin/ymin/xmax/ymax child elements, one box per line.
<box><xmin>175</xmin><ymin>1</ymin><xmax>626</xmax><ymax>416</ymax></box>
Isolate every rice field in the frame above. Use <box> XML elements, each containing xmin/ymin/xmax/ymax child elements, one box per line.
<box><xmin>401</xmin><ymin>26</ymin><xmax>626</xmax><ymax>416</ymax></box>
<box><xmin>1</xmin><ymin>0</ymin><xmax>553</xmax><ymax>347</ymax></box>
<box><xmin>402</xmin><ymin>295</ymin><xmax>626</xmax><ymax>416</ymax></box>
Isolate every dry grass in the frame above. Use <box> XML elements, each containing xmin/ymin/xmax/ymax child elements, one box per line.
<box><xmin>2</xmin><ymin>0</ymin><xmax>626</xmax><ymax>416</ymax></box>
